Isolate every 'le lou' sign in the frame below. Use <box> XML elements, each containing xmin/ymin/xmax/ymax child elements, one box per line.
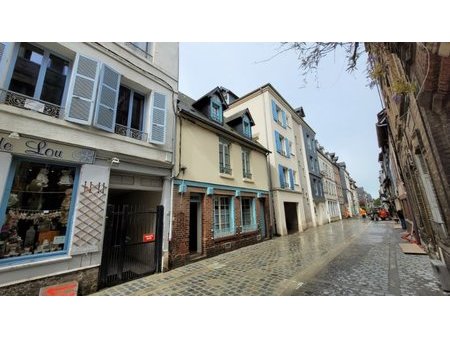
<box><xmin>0</xmin><ymin>132</ymin><xmax>95</xmax><ymax>164</ymax></box>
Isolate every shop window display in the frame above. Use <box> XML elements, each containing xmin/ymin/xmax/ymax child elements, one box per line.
<box><xmin>0</xmin><ymin>161</ymin><xmax>76</xmax><ymax>260</ymax></box>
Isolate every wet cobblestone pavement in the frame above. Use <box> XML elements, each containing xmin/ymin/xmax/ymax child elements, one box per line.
<box><xmin>93</xmin><ymin>219</ymin><xmax>448</xmax><ymax>296</ymax></box>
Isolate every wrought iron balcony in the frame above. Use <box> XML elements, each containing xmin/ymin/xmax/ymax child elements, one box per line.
<box><xmin>114</xmin><ymin>124</ymin><xmax>148</xmax><ymax>141</ymax></box>
<box><xmin>0</xmin><ymin>89</ymin><xmax>62</xmax><ymax>118</ymax></box>
<box><xmin>220</xmin><ymin>165</ymin><xmax>232</xmax><ymax>175</ymax></box>
<box><xmin>243</xmin><ymin>171</ymin><xmax>252</xmax><ymax>179</ymax></box>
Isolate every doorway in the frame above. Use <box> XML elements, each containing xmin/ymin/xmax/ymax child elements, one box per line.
<box><xmin>189</xmin><ymin>195</ymin><xmax>202</xmax><ymax>254</ymax></box>
<box><xmin>284</xmin><ymin>202</ymin><xmax>299</xmax><ymax>234</ymax></box>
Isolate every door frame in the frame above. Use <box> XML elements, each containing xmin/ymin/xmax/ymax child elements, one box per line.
<box><xmin>189</xmin><ymin>194</ymin><xmax>202</xmax><ymax>254</ymax></box>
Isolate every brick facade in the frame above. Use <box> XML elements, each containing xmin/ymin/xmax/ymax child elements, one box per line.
<box><xmin>368</xmin><ymin>43</ymin><xmax>450</xmax><ymax>272</ymax></box>
<box><xmin>169</xmin><ymin>184</ymin><xmax>271</xmax><ymax>269</ymax></box>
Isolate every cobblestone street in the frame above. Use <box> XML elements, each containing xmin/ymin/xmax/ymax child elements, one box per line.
<box><xmin>93</xmin><ymin>218</ymin><xmax>448</xmax><ymax>296</ymax></box>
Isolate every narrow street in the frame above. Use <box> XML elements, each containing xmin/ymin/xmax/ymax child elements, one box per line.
<box><xmin>93</xmin><ymin>218</ymin><xmax>447</xmax><ymax>296</ymax></box>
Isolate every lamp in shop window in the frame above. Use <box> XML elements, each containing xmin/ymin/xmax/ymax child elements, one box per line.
<box><xmin>58</xmin><ymin>170</ymin><xmax>73</xmax><ymax>186</ymax></box>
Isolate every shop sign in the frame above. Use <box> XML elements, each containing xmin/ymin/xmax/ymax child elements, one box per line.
<box><xmin>143</xmin><ymin>233</ymin><xmax>155</xmax><ymax>242</ymax></box>
<box><xmin>0</xmin><ymin>132</ymin><xmax>95</xmax><ymax>164</ymax></box>
<box><xmin>39</xmin><ymin>281</ymin><xmax>78</xmax><ymax>296</ymax></box>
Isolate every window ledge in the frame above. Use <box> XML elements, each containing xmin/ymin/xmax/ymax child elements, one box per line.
<box><xmin>243</xmin><ymin>178</ymin><xmax>254</xmax><ymax>183</ymax></box>
<box><xmin>0</xmin><ymin>253</ymin><xmax>72</xmax><ymax>274</ymax></box>
<box><xmin>219</xmin><ymin>173</ymin><xmax>235</xmax><ymax>180</ymax></box>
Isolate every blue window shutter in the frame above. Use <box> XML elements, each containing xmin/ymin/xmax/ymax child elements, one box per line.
<box><xmin>65</xmin><ymin>54</ymin><xmax>101</xmax><ymax>125</ymax></box>
<box><xmin>285</xmin><ymin>138</ymin><xmax>290</xmax><ymax>158</ymax></box>
<box><xmin>0</xmin><ymin>43</ymin><xmax>6</xmax><ymax>68</ymax></box>
<box><xmin>282</xmin><ymin>110</ymin><xmax>287</xmax><ymax>128</ymax></box>
<box><xmin>271</xmin><ymin>100</ymin><xmax>278</xmax><ymax>122</ymax></box>
<box><xmin>278</xmin><ymin>164</ymin><xmax>285</xmax><ymax>188</ymax></box>
<box><xmin>274</xmin><ymin>131</ymin><xmax>281</xmax><ymax>154</ymax></box>
<box><xmin>289</xmin><ymin>169</ymin><xmax>294</xmax><ymax>190</ymax></box>
<box><xmin>93</xmin><ymin>64</ymin><xmax>121</xmax><ymax>132</ymax></box>
<box><xmin>149</xmin><ymin>92</ymin><xmax>167</xmax><ymax>144</ymax></box>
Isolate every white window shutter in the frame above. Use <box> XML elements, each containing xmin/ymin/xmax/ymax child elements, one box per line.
<box><xmin>93</xmin><ymin>64</ymin><xmax>121</xmax><ymax>132</ymax></box>
<box><xmin>65</xmin><ymin>54</ymin><xmax>100</xmax><ymax>125</ymax></box>
<box><xmin>149</xmin><ymin>92</ymin><xmax>167</xmax><ymax>144</ymax></box>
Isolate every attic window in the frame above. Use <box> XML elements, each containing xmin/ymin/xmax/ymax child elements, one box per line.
<box><xmin>210</xmin><ymin>96</ymin><xmax>223</xmax><ymax>123</ymax></box>
<box><xmin>243</xmin><ymin>115</ymin><xmax>251</xmax><ymax>138</ymax></box>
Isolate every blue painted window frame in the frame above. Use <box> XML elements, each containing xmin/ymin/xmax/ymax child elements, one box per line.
<box><xmin>5</xmin><ymin>43</ymin><xmax>73</xmax><ymax>109</ymax></box>
<box><xmin>0</xmin><ymin>156</ymin><xmax>80</xmax><ymax>267</ymax></box>
<box><xmin>242</xmin><ymin>115</ymin><xmax>251</xmax><ymax>138</ymax></box>
<box><xmin>210</xmin><ymin>96</ymin><xmax>223</xmax><ymax>123</ymax></box>
<box><xmin>213</xmin><ymin>195</ymin><xmax>235</xmax><ymax>238</ymax></box>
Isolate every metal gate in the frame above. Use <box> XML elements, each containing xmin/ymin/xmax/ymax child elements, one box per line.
<box><xmin>99</xmin><ymin>205</ymin><xmax>164</xmax><ymax>289</ymax></box>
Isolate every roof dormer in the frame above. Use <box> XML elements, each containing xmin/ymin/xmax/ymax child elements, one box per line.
<box><xmin>192</xmin><ymin>87</ymin><xmax>228</xmax><ymax>125</ymax></box>
<box><xmin>225</xmin><ymin>108</ymin><xmax>255</xmax><ymax>139</ymax></box>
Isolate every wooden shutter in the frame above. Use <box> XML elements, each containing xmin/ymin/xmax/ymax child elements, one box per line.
<box><xmin>282</xmin><ymin>110</ymin><xmax>287</xmax><ymax>128</ymax></box>
<box><xmin>149</xmin><ymin>92</ymin><xmax>167</xmax><ymax>144</ymax></box>
<box><xmin>289</xmin><ymin>169</ymin><xmax>295</xmax><ymax>190</ymax></box>
<box><xmin>271</xmin><ymin>100</ymin><xmax>278</xmax><ymax>122</ymax></box>
<box><xmin>285</xmin><ymin>137</ymin><xmax>290</xmax><ymax>158</ymax></box>
<box><xmin>274</xmin><ymin>131</ymin><xmax>281</xmax><ymax>154</ymax></box>
<box><xmin>278</xmin><ymin>164</ymin><xmax>285</xmax><ymax>188</ymax></box>
<box><xmin>93</xmin><ymin>64</ymin><xmax>121</xmax><ymax>132</ymax></box>
<box><xmin>65</xmin><ymin>54</ymin><xmax>100</xmax><ymax>125</ymax></box>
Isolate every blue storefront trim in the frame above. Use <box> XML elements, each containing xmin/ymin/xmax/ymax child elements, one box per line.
<box><xmin>173</xmin><ymin>179</ymin><xmax>269</xmax><ymax>195</ymax></box>
<box><xmin>0</xmin><ymin>156</ymin><xmax>81</xmax><ymax>267</ymax></box>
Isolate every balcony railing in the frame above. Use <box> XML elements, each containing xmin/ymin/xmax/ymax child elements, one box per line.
<box><xmin>243</xmin><ymin>172</ymin><xmax>252</xmax><ymax>179</ymax></box>
<box><xmin>114</xmin><ymin>124</ymin><xmax>148</xmax><ymax>141</ymax></box>
<box><xmin>0</xmin><ymin>89</ymin><xmax>62</xmax><ymax>118</ymax></box>
<box><xmin>220</xmin><ymin>165</ymin><xmax>232</xmax><ymax>175</ymax></box>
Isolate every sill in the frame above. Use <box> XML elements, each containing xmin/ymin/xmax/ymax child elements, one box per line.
<box><xmin>243</xmin><ymin>178</ymin><xmax>254</xmax><ymax>183</ymax></box>
<box><xmin>0</xmin><ymin>252</ymin><xmax>72</xmax><ymax>273</ymax></box>
<box><xmin>213</xmin><ymin>234</ymin><xmax>237</xmax><ymax>242</ymax></box>
<box><xmin>219</xmin><ymin>173</ymin><xmax>234</xmax><ymax>180</ymax></box>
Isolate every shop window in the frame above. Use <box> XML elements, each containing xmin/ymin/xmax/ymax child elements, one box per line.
<box><xmin>0</xmin><ymin>160</ymin><xmax>76</xmax><ymax>261</ymax></box>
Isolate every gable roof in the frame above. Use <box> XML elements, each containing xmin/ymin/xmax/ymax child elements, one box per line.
<box><xmin>178</xmin><ymin>92</ymin><xmax>269</xmax><ymax>154</ymax></box>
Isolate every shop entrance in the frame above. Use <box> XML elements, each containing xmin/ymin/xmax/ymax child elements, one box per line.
<box><xmin>284</xmin><ymin>202</ymin><xmax>299</xmax><ymax>234</ymax></box>
<box><xmin>99</xmin><ymin>189</ymin><xmax>164</xmax><ymax>289</ymax></box>
<box><xmin>189</xmin><ymin>195</ymin><xmax>202</xmax><ymax>254</ymax></box>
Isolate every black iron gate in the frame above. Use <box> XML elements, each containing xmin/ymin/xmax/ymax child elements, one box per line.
<box><xmin>99</xmin><ymin>205</ymin><xmax>164</xmax><ymax>289</ymax></box>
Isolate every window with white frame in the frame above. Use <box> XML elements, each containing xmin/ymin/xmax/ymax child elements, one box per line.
<box><xmin>8</xmin><ymin>43</ymin><xmax>70</xmax><ymax>106</ymax></box>
<box><xmin>241</xmin><ymin>198</ymin><xmax>256</xmax><ymax>232</ymax></box>
<box><xmin>278</xmin><ymin>133</ymin><xmax>287</xmax><ymax>156</ymax></box>
<box><xmin>242</xmin><ymin>148</ymin><xmax>251</xmax><ymax>179</ymax></box>
<box><xmin>219</xmin><ymin>138</ymin><xmax>231</xmax><ymax>174</ymax></box>
<box><xmin>114</xmin><ymin>85</ymin><xmax>146</xmax><ymax>140</ymax></box>
<box><xmin>214</xmin><ymin>196</ymin><xmax>233</xmax><ymax>238</ymax></box>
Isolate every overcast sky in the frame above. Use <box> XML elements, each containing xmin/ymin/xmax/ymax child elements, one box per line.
<box><xmin>179</xmin><ymin>43</ymin><xmax>383</xmax><ymax>197</ymax></box>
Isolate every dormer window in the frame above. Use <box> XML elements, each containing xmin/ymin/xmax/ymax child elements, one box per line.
<box><xmin>243</xmin><ymin>115</ymin><xmax>252</xmax><ymax>138</ymax></box>
<box><xmin>210</xmin><ymin>96</ymin><xmax>223</xmax><ymax>123</ymax></box>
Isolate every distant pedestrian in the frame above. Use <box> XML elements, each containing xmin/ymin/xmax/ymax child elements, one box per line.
<box><xmin>397</xmin><ymin>209</ymin><xmax>407</xmax><ymax>230</ymax></box>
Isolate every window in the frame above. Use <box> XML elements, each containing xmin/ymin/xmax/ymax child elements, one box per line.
<box><xmin>307</xmin><ymin>135</ymin><xmax>311</xmax><ymax>150</ymax></box>
<box><xmin>271</xmin><ymin>100</ymin><xmax>286</xmax><ymax>128</ymax></box>
<box><xmin>241</xmin><ymin>198</ymin><xmax>256</xmax><ymax>232</ymax></box>
<box><xmin>279</xmin><ymin>133</ymin><xmax>286</xmax><ymax>155</ymax></box>
<box><xmin>210</xmin><ymin>96</ymin><xmax>223</xmax><ymax>123</ymax></box>
<box><xmin>114</xmin><ymin>85</ymin><xmax>146</xmax><ymax>140</ymax></box>
<box><xmin>219</xmin><ymin>138</ymin><xmax>231</xmax><ymax>174</ymax></box>
<box><xmin>243</xmin><ymin>115</ymin><xmax>251</xmax><ymax>138</ymax></box>
<box><xmin>214</xmin><ymin>196</ymin><xmax>233</xmax><ymax>238</ymax></box>
<box><xmin>278</xmin><ymin>165</ymin><xmax>290</xmax><ymax>189</ymax></box>
<box><xmin>8</xmin><ymin>43</ymin><xmax>70</xmax><ymax>106</ymax></box>
<box><xmin>0</xmin><ymin>160</ymin><xmax>76</xmax><ymax>261</ymax></box>
<box><xmin>128</xmin><ymin>42</ymin><xmax>153</xmax><ymax>58</ymax></box>
<box><xmin>242</xmin><ymin>148</ymin><xmax>251</xmax><ymax>179</ymax></box>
